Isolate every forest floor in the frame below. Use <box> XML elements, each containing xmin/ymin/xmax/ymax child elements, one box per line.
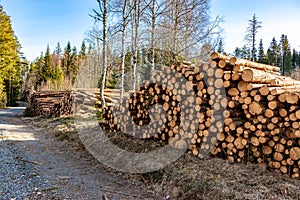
<box><xmin>1</xmin><ymin>107</ymin><xmax>300</xmax><ymax>199</ymax></box>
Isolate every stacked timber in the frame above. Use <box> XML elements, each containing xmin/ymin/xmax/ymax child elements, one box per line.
<box><xmin>26</xmin><ymin>90</ymin><xmax>73</xmax><ymax>117</ymax></box>
<box><xmin>102</xmin><ymin>52</ymin><xmax>300</xmax><ymax>178</ymax></box>
<box><xmin>206</xmin><ymin>52</ymin><xmax>300</xmax><ymax>178</ymax></box>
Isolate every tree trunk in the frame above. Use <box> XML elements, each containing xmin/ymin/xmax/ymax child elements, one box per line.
<box><xmin>131</xmin><ymin>0</ymin><xmax>141</xmax><ymax>91</ymax></box>
<box><xmin>120</xmin><ymin>1</ymin><xmax>128</xmax><ymax>99</ymax></box>
<box><xmin>150</xmin><ymin>0</ymin><xmax>156</xmax><ymax>73</ymax></box>
<box><xmin>100</xmin><ymin>0</ymin><xmax>107</xmax><ymax>107</ymax></box>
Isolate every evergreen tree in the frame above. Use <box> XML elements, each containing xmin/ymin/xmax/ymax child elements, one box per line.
<box><xmin>106</xmin><ymin>66</ymin><xmax>119</xmax><ymax>89</ymax></box>
<box><xmin>42</xmin><ymin>45</ymin><xmax>52</xmax><ymax>81</ymax></box>
<box><xmin>54</xmin><ymin>42</ymin><xmax>63</xmax><ymax>80</ymax></box>
<box><xmin>0</xmin><ymin>4</ymin><xmax>22</xmax><ymax>106</ymax></box>
<box><xmin>244</xmin><ymin>14</ymin><xmax>262</xmax><ymax>61</ymax></box>
<box><xmin>63</xmin><ymin>41</ymin><xmax>72</xmax><ymax>78</ymax></box>
<box><xmin>258</xmin><ymin>39</ymin><xmax>264</xmax><ymax>62</ymax></box>
<box><xmin>141</xmin><ymin>48</ymin><xmax>147</xmax><ymax>65</ymax></box>
<box><xmin>257</xmin><ymin>39</ymin><xmax>268</xmax><ymax>64</ymax></box>
<box><xmin>279</xmin><ymin>34</ymin><xmax>292</xmax><ymax>75</ymax></box>
<box><xmin>292</xmin><ymin>49</ymin><xmax>299</xmax><ymax>69</ymax></box>
<box><xmin>79</xmin><ymin>41</ymin><xmax>86</xmax><ymax>60</ymax></box>
<box><xmin>234</xmin><ymin>47</ymin><xmax>242</xmax><ymax>58</ymax></box>
<box><xmin>217</xmin><ymin>39</ymin><xmax>225</xmax><ymax>54</ymax></box>
<box><xmin>267</xmin><ymin>37</ymin><xmax>280</xmax><ymax>66</ymax></box>
<box><xmin>35</xmin><ymin>53</ymin><xmax>44</xmax><ymax>87</ymax></box>
<box><xmin>56</xmin><ymin>42</ymin><xmax>62</xmax><ymax>55</ymax></box>
<box><xmin>70</xmin><ymin>46</ymin><xmax>79</xmax><ymax>84</ymax></box>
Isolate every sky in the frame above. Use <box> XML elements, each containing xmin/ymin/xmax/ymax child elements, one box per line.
<box><xmin>1</xmin><ymin>0</ymin><xmax>300</xmax><ymax>61</ymax></box>
<box><xmin>210</xmin><ymin>0</ymin><xmax>300</xmax><ymax>54</ymax></box>
<box><xmin>1</xmin><ymin>0</ymin><xmax>97</xmax><ymax>61</ymax></box>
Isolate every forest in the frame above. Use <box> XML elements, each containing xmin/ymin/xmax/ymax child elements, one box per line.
<box><xmin>1</xmin><ymin>0</ymin><xmax>300</xmax><ymax>107</ymax></box>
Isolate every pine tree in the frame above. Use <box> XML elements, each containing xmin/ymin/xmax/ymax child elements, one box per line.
<box><xmin>63</xmin><ymin>41</ymin><xmax>72</xmax><ymax>79</ymax></box>
<box><xmin>0</xmin><ymin>4</ymin><xmax>22</xmax><ymax>106</ymax></box>
<box><xmin>70</xmin><ymin>46</ymin><xmax>79</xmax><ymax>84</ymax></box>
<box><xmin>257</xmin><ymin>39</ymin><xmax>268</xmax><ymax>64</ymax></box>
<box><xmin>53</xmin><ymin>42</ymin><xmax>63</xmax><ymax>82</ymax></box>
<box><xmin>56</xmin><ymin>42</ymin><xmax>62</xmax><ymax>55</ymax></box>
<box><xmin>79</xmin><ymin>41</ymin><xmax>86</xmax><ymax>61</ymax></box>
<box><xmin>280</xmin><ymin>34</ymin><xmax>292</xmax><ymax>75</ymax></box>
<box><xmin>217</xmin><ymin>39</ymin><xmax>225</xmax><ymax>54</ymax></box>
<box><xmin>35</xmin><ymin>53</ymin><xmax>44</xmax><ymax>87</ymax></box>
<box><xmin>267</xmin><ymin>37</ymin><xmax>280</xmax><ymax>67</ymax></box>
<box><xmin>42</xmin><ymin>45</ymin><xmax>52</xmax><ymax>81</ymax></box>
<box><xmin>292</xmin><ymin>49</ymin><xmax>299</xmax><ymax>69</ymax></box>
<box><xmin>244</xmin><ymin>14</ymin><xmax>262</xmax><ymax>61</ymax></box>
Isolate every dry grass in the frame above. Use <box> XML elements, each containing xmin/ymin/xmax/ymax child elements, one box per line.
<box><xmin>139</xmin><ymin>154</ymin><xmax>300</xmax><ymax>199</ymax></box>
<box><xmin>26</xmin><ymin>116</ymin><xmax>300</xmax><ymax>200</ymax></box>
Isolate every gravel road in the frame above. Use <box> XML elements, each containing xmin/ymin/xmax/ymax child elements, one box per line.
<box><xmin>0</xmin><ymin>108</ymin><xmax>156</xmax><ymax>199</ymax></box>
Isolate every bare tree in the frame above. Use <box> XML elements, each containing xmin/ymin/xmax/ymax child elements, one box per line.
<box><xmin>85</xmin><ymin>26</ymin><xmax>103</xmax><ymax>84</ymax></box>
<box><xmin>244</xmin><ymin>14</ymin><xmax>262</xmax><ymax>62</ymax></box>
<box><xmin>158</xmin><ymin>0</ymin><xmax>222</xmax><ymax>61</ymax></box>
<box><xmin>149</xmin><ymin>0</ymin><xmax>157</xmax><ymax>72</ymax></box>
<box><xmin>143</xmin><ymin>0</ymin><xmax>167</xmax><ymax>72</ymax></box>
<box><xmin>119</xmin><ymin>0</ymin><xmax>131</xmax><ymax>98</ymax></box>
<box><xmin>129</xmin><ymin>0</ymin><xmax>142</xmax><ymax>91</ymax></box>
<box><xmin>86</xmin><ymin>0</ymin><xmax>223</xmax><ymax>98</ymax></box>
<box><xmin>90</xmin><ymin>0</ymin><xmax>109</xmax><ymax>107</ymax></box>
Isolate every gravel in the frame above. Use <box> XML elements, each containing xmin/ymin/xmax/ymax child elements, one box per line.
<box><xmin>0</xmin><ymin>108</ymin><xmax>157</xmax><ymax>199</ymax></box>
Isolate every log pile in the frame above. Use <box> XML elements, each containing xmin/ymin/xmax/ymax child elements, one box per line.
<box><xmin>209</xmin><ymin>52</ymin><xmax>300</xmax><ymax>178</ymax></box>
<box><xmin>25</xmin><ymin>90</ymin><xmax>73</xmax><ymax>117</ymax></box>
<box><xmin>102</xmin><ymin>52</ymin><xmax>300</xmax><ymax>178</ymax></box>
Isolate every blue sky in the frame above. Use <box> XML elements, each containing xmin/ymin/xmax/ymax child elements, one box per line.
<box><xmin>211</xmin><ymin>0</ymin><xmax>300</xmax><ymax>54</ymax></box>
<box><xmin>1</xmin><ymin>0</ymin><xmax>97</xmax><ymax>60</ymax></box>
<box><xmin>1</xmin><ymin>0</ymin><xmax>300</xmax><ymax>60</ymax></box>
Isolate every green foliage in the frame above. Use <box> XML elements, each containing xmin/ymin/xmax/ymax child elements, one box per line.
<box><xmin>106</xmin><ymin>66</ymin><xmax>119</xmax><ymax>89</ymax></box>
<box><xmin>234</xmin><ymin>45</ymin><xmax>251</xmax><ymax>59</ymax></box>
<box><xmin>80</xmin><ymin>41</ymin><xmax>86</xmax><ymax>60</ymax></box>
<box><xmin>217</xmin><ymin>39</ymin><xmax>225</xmax><ymax>54</ymax></box>
<box><xmin>26</xmin><ymin>41</ymin><xmax>85</xmax><ymax>90</ymax></box>
<box><xmin>0</xmin><ymin>4</ymin><xmax>22</xmax><ymax>106</ymax></box>
<box><xmin>42</xmin><ymin>45</ymin><xmax>52</xmax><ymax>81</ymax></box>
<box><xmin>267</xmin><ymin>37</ymin><xmax>280</xmax><ymax>66</ymax></box>
<box><xmin>292</xmin><ymin>49</ymin><xmax>300</xmax><ymax>69</ymax></box>
<box><xmin>257</xmin><ymin>39</ymin><xmax>269</xmax><ymax>64</ymax></box>
<box><xmin>280</xmin><ymin>34</ymin><xmax>292</xmax><ymax>75</ymax></box>
<box><xmin>244</xmin><ymin>14</ymin><xmax>262</xmax><ymax>61</ymax></box>
<box><xmin>63</xmin><ymin>41</ymin><xmax>72</xmax><ymax>78</ymax></box>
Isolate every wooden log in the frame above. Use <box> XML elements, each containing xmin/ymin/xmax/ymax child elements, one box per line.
<box><xmin>229</xmin><ymin>56</ymin><xmax>280</xmax><ymax>72</ymax></box>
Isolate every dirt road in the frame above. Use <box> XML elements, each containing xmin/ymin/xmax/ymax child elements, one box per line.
<box><xmin>0</xmin><ymin>108</ymin><xmax>156</xmax><ymax>199</ymax></box>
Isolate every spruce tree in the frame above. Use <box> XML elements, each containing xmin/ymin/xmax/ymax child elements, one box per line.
<box><xmin>0</xmin><ymin>4</ymin><xmax>22</xmax><ymax>106</ymax></box>
<box><xmin>267</xmin><ymin>37</ymin><xmax>280</xmax><ymax>67</ymax></box>
<box><xmin>63</xmin><ymin>41</ymin><xmax>72</xmax><ymax>79</ymax></box>
<box><xmin>292</xmin><ymin>49</ymin><xmax>299</xmax><ymax>69</ymax></box>
<box><xmin>42</xmin><ymin>45</ymin><xmax>52</xmax><ymax>81</ymax></box>
<box><xmin>280</xmin><ymin>34</ymin><xmax>292</xmax><ymax>75</ymax></box>
<box><xmin>257</xmin><ymin>39</ymin><xmax>268</xmax><ymax>64</ymax></box>
<box><xmin>217</xmin><ymin>39</ymin><xmax>225</xmax><ymax>54</ymax></box>
<box><xmin>244</xmin><ymin>14</ymin><xmax>262</xmax><ymax>61</ymax></box>
<box><xmin>80</xmin><ymin>41</ymin><xmax>86</xmax><ymax>60</ymax></box>
<box><xmin>70</xmin><ymin>46</ymin><xmax>79</xmax><ymax>84</ymax></box>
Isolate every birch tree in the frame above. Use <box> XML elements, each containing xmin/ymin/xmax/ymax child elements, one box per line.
<box><xmin>130</xmin><ymin>0</ymin><xmax>142</xmax><ymax>91</ymax></box>
<box><xmin>143</xmin><ymin>0</ymin><xmax>167</xmax><ymax>72</ymax></box>
<box><xmin>159</xmin><ymin>0</ymin><xmax>222</xmax><ymax>61</ymax></box>
<box><xmin>113</xmin><ymin>0</ymin><xmax>131</xmax><ymax>98</ymax></box>
<box><xmin>90</xmin><ymin>0</ymin><xmax>109</xmax><ymax>107</ymax></box>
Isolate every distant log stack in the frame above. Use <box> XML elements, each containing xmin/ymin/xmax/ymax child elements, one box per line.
<box><xmin>102</xmin><ymin>52</ymin><xmax>300</xmax><ymax>178</ymax></box>
<box><xmin>25</xmin><ymin>90</ymin><xmax>73</xmax><ymax>117</ymax></box>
